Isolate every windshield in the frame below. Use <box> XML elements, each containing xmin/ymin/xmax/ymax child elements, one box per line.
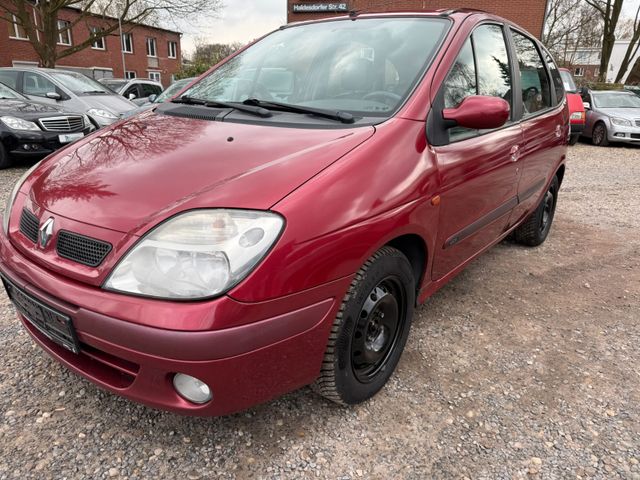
<box><xmin>0</xmin><ymin>82</ymin><xmax>24</xmax><ymax>99</ymax></box>
<box><xmin>559</xmin><ymin>70</ymin><xmax>577</xmax><ymax>93</ymax></box>
<box><xmin>154</xmin><ymin>79</ymin><xmax>192</xmax><ymax>103</ymax></box>
<box><xmin>100</xmin><ymin>79</ymin><xmax>128</xmax><ymax>92</ymax></box>
<box><xmin>50</xmin><ymin>71</ymin><xmax>112</xmax><ymax>95</ymax></box>
<box><xmin>181</xmin><ymin>17</ymin><xmax>449</xmax><ymax>118</ymax></box>
<box><xmin>593</xmin><ymin>92</ymin><xmax>640</xmax><ymax>108</ymax></box>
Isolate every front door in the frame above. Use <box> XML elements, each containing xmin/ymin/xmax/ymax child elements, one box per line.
<box><xmin>430</xmin><ymin>23</ymin><xmax>522</xmax><ymax>279</ymax></box>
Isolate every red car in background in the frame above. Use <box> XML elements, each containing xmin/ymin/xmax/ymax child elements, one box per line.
<box><xmin>0</xmin><ymin>10</ymin><xmax>568</xmax><ymax>416</ymax></box>
<box><xmin>559</xmin><ymin>68</ymin><xmax>586</xmax><ymax>144</ymax></box>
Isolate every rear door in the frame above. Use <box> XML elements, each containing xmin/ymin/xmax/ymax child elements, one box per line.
<box><xmin>429</xmin><ymin>23</ymin><xmax>524</xmax><ymax>279</ymax></box>
<box><xmin>507</xmin><ymin>29</ymin><xmax>567</xmax><ymax>227</ymax></box>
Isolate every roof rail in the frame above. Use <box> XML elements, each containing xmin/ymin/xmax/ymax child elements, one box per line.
<box><xmin>437</xmin><ymin>8</ymin><xmax>488</xmax><ymax>17</ymax></box>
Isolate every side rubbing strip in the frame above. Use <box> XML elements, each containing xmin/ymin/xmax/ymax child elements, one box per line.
<box><xmin>518</xmin><ymin>178</ymin><xmax>546</xmax><ymax>204</ymax></box>
<box><xmin>444</xmin><ymin>196</ymin><xmax>518</xmax><ymax>249</ymax></box>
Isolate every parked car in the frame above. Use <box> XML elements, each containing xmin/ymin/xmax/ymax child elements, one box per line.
<box><xmin>121</xmin><ymin>77</ymin><xmax>196</xmax><ymax>118</ymax></box>
<box><xmin>0</xmin><ymin>10</ymin><xmax>568</xmax><ymax>416</ymax></box>
<box><xmin>0</xmin><ymin>81</ymin><xmax>93</xmax><ymax>169</ymax></box>
<box><xmin>99</xmin><ymin>78</ymin><xmax>164</xmax><ymax>106</ymax></box>
<box><xmin>559</xmin><ymin>68</ymin><xmax>585</xmax><ymax>145</ymax></box>
<box><xmin>0</xmin><ymin>68</ymin><xmax>137</xmax><ymax>128</ymax></box>
<box><xmin>580</xmin><ymin>89</ymin><xmax>640</xmax><ymax>146</ymax></box>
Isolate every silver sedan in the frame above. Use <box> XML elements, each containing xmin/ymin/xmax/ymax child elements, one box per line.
<box><xmin>581</xmin><ymin>90</ymin><xmax>640</xmax><ymax>146</ymax></box>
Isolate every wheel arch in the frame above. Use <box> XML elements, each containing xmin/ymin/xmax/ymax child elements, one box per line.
<box><xmin>555</xmin><ymin>164</ymin><xmax>566</xmax><ymax>187</ymax></box>
<box><xmin>385</xmin><ymin>233</ymin><xmax>428</xmax><ymax>296</ymax></box>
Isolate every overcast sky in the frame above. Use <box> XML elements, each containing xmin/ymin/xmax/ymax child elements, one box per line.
<box><xmin>179</xmin><ymin>0</ymin><xmax>286</xmax><ymax>55</ymax></box>
<box><xmin>177</xmin><ymin>0</ymin><xmax>640</xmax><ymax>56</ymax></box>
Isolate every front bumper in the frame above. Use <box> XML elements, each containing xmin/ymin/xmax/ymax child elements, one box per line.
<box><xmin>0</xmin><ymin>229</ymin><xmax>347</xmax><ymax>416</ymax></box>
<box><xmin>1</xmin><ymin>127</ymin><xmax>92</xmax><ymax>156</ymax></box>
<box><xmin>608</xmin><ymin>123</ymin><xmax>640</xmax><ymax>143</ymax></box>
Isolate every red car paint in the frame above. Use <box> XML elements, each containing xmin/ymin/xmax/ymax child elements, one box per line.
<box><xmin>0</xmin><ymin>11</ymin><xmax>568</xmax><ymax>416</ymax></box>
<box><xmin>559</xmin><ymin>68</ymin><xmax>586</xmax><ymax>140</ymax></box>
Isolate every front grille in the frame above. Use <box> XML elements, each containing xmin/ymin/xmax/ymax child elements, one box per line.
<box><xmin>19</xmin><ymin>209</ymin><xmax>39</xmax><ymax>243</ymax></box>
<box><xmin>39</xmin><ymin>116</ymin><xmax>84</xmax><ymax>132</ymax></box>
<box><xmin>56</xmin><ymin>231</ymin><xmax>112</xmax><ymax>267</ymax></box>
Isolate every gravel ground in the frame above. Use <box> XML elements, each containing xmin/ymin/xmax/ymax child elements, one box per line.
<box><xmin>0</xmin><ymin>142</ymin><xmax>639</xmax><ymax>479</ymax></box>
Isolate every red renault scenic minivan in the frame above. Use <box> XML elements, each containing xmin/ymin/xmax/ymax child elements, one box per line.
<box><xmin>0</xmin><ymin>10</ymin><xmax>568</xmax><ymax>416</ymax></box>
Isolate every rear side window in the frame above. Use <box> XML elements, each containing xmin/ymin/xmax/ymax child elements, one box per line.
<box><xmin>0</xmin><ymin>71</ymin><xmax>19</xmax><ymax>90</ymax></box>
<box><xmin>511</xmin><ymin>30</ymin><xmax>551</xmax><ymax>116</ymax></box>
<box><xmin>142</xmin><ymin>83</ymin><xmax>162</xmax><ymax>96</ymax></box>
<box><xmin>544</xmin><ymin>53</ymin><xmax>565</xmax><ymax>105</ymax></box>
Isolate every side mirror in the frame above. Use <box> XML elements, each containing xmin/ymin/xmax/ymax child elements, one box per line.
<box><xmin>46</xmin><ymin>92</ymin><xmax>61</xmax><ymax>100</ymax></box>
<box><xmin>128</xmin><ymin>93</ymin><xmax>137</xmax><ymax>100</ymax></box>
<box><xmin>583</xmin><ymin>102</ymin><xmax>591</xmax><ymax>110</ymax></box>
<box><xmin>443</xmin><ymin>95</ymin><xmax>510</xmax><ymax>130</ymax></box>
<box><xmin>148</xmin><ymin>94</ymin><xmax>157</xmax><ymax>103</ymax></box>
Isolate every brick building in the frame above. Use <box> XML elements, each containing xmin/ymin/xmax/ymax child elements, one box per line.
<box><xmin>288</xmin><ymin>0</ymin><xmax>549</xmax><ymax>39</ymax></box>
<box><xmin>0</xmin><ymin>5</ymin><xmax>181</xmax><ymax>87</ymax></box>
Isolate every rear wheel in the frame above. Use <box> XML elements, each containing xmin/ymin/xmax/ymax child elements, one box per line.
<box><xmin>592</xmin><ymin>122</ymin><xmax>609</xmax><ymax>146</ymax></box>
<box><xmin>312</xmin><ymin>246</ymin><xmax>415</xmax><ymax>405</ymax></box>
<box><xmin>0</xmin><ymin>143</ymin><xmax>12</xmax><ymax>169</ymax></box>
<box><xmin>514</xmin><ymin>176</ymin><xmax>559</xmax><ymax>247</ymax></box>
<box><xmin>568</xmin><ymin>133</ymin><xmax>580</xmax><ymax>145</ymax></box>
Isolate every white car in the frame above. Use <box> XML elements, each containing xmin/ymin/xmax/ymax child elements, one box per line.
<box><xmin>99</xmin><ymin>78</ymin><xmax>164</xmax><ymax>106</ymax></box>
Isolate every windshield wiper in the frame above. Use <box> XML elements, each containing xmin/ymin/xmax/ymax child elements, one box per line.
<box><xmin>172</xmin><ymin>96</ymin><xmax>272</xmax><ymax>118</ymax></box>
<box><xmin>243</xmin><ymin>98</ymin><xmax>355</xmax><ymax>124</ymax></box>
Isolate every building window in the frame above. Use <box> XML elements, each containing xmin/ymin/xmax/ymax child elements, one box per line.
<box><xmin>122</xmin><ymin>32</ymin><xmax>133</xmax><ymax>53</ymax></box>
<box><xmin>146</xmin><ymin>37</ymin><xmax>157</xmax><ymax>57</ymax></box>
<box><xmin>574</xmin><ymin>67</ymin><xmax>585</xmax><ymax>77</ymax></box>
<box><xmin>90</xmin><ymin>27</ymin><xmax>105</xmax><ymax>50</ymax></box>
<box><xmin>168</xmin><ymin>41</ymin><xmax>177</xmax><ymax>59</ymax></box>
<box><xmin>10</xmin><ymin>15</ymin><xmax>28</xmax><ymax>40</ymax></box>
<box><xmin>148</xmin><ymin>71</ymin><xmax>161</xmax><ymax>82</ymax></box>
<box><xmin>594</xmin><ymin>67</ymin><xmax>600</xmax><ymax>76</ymax></box>
<box><xmin>125</xmin><ymin>71</ymin><xmax>137</xmax><ymax>79</ymax></box>
<box><xmin>57</xmin><ymin>20</ymin><xmax>72</xmax><ymax>46</ymax></box>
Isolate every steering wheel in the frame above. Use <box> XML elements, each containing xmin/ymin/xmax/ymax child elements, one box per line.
<box><xmin>362</xmin><ymin>91</ymin><xmax>402</xmax><ymax>103</ymax></box>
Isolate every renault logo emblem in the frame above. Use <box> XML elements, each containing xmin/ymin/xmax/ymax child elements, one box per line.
<box><xmin>39</xmin><ymin>218</ymin><xmax>55</xmax><ymax>249</ymax></box>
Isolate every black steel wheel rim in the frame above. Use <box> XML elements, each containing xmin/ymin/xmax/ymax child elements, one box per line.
<box><xmin>351</xmin><ymin>276</ymin><xmax>406</xmax><ymax>383</ymax></box>
<box><xmin>540</xmin><ymin>190</ymin><xmax>554</xmax><ymax>234</ymax></box>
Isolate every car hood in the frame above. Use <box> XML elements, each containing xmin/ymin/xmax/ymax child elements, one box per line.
<box><xmin>80</xmin><ymin>94</ymin><xmax>137</xmax><ymax>114</ymax></box>
<box><xmin>26</xmin><ymin>112</ymin><xmax>375</xmax><ymax>235</ymax></box>
<box><xmin>597</xmin><ymin>107</ymin><xmax>640</xmax><ymax>120</ymax></box>
<box><xmin>0</xmin><ymin>98</ymin><xmax>67</xmax><ymax>120</ymax></box>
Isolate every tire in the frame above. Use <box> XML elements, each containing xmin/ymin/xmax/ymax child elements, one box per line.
<box><xmin>0</xmin><ymin>143</ymin><xmax>12</xmax><ymax>170</ymax></box>
<box><xmin>312</xmin><ymin>246</ymin><xmax>415</xmax><ymax>405</ymax></box>
<box><xmin>568</xmin><ymin>133</ymin><xmax>580</xmax><ymax>145</ymax></box>
<box><xmin>592</xmin><ymin>122</ymin><xmax>609</xmax><ymax>146</ymax></box>
<box><xmin>514</xmin><ymin>176</ymin><xmax>559</xmax><ymax>247</ymax></box>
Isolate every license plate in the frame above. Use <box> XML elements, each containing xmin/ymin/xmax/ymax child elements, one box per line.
<box><xmin>58</xmin><ymin>133</ymin><xmax>84</xmax><ymax>144</ymax></box>
<box><xmin>1</xmin><ymin>275</ymin><xmax>80</xmax><ymax>354</ymax></box>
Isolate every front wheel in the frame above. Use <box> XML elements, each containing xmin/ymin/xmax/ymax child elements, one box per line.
<box><xmin>312</xmin><ymin>246</ymin><xmax>415</xmax><ymax>405</ymax></box>
<box><xmin>0</xmin><ymin>143</ymin><xmax>12</xmax><ymax>169</ymax></box>
<box><xmin>514</xmin><ymin>176</ymin><xmax>559</xmax><ymax>247</ymax></box>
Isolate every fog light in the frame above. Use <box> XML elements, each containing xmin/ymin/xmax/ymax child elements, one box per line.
<box><xmin>173</xmin><ymin>373</ymin><xmax>212</xmax><ymax>404</ymax></box>
<box><xmin>614</xmin><ymin>133</ymin><xmax>625</xmax><ymax>138</ymax></box>
<box><xmin>22</xmin><ymin>144</ymin><xmax>30</xmax><ymax>150</ymax></box>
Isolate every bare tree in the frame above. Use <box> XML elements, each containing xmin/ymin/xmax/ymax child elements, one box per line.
<box><xmin>583</xmin><ymin>0</ymin><xmax>624</xmax><ymax>82</ymax></box>
<box><xmin>614</xmin><ymin>5</ymin><xmax>640</xmax><ymax>83</ymax></box>
<box><xmin>0</xmin><ymin>0</ymin><xmax>223</xmax><ymax>68</ymax></box>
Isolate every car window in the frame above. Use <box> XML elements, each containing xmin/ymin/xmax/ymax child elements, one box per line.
<box><xmin>545</xmin><ymin>54</ymin><xmax>565</xmax><ymax>105</ymax></box>
<box><xmin>511</xmin><ymin>30</ymin><xmax>551</xmax><ymax>116</ymax></box>
<box><xmin>181</xmin><ymin>18</ymin><xmax>450</xmax><ymax>119</ymax></box>
<box><xmin>559</xmin><ymin>70</ymin><xmax>577</xmax><ymax>93</ymax></box>
<box><xmin>443</xmin><ymin>38</ymin><xmax>476</xmax><ymax>109</ymax></box>
<box><xmin>142</xmin><ymin>83</ymin><xmax>162</xmax><ymax>96</ymax></box>
<box><xmin>0</xmin><ymin>81</ymin><xmax>24</xmax><ymax>99</ymax></box>
<box><xmin>154</xmin><ymin>79</ymin><xmax>190</xmax><ymax>103</ymax></box>
<box><xmin>441</xmin><ymin>24</ymin><xmax>512</xmax><ymax>142</ymax></box>
<box><xmin>0</xmin><ymin>71</ymin><xmax>19</xmax><ymax>90</ymax></box>
<box><xmin>49</xmin><ymin>70</ymin><xmax>111</xmax><ymax>95</ymax></box>
<box><xmin>124</xmin><ymin>85</ymin><xmax>139</xmax><ymax>97</ymax></box>
<box><xmin>592</xmin><ymin>92</ymin><xmax>640</xmax><ymax>108</ymax></box>
<box><xmin>23</xmin><ymin>72</ymin><xmax>57</xmax><ymax>97</ymax></box>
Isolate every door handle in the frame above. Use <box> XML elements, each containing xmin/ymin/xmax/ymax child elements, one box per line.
<box><xmin>510</xmin><ymin>145</ymin><xmax>520</xmax><ymax>162</ymax></box>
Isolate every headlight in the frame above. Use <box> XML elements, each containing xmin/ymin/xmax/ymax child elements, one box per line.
<box><xmin>611</xmin><ymin>117</ymin><xmax>632</xmax><ymax>127</ymax></box>
<box><xmin>104</xmin><ymin>209</ymin><xmax>284</xmax><ymax>299</ymax></box>
<box><xmin>0</xmin><ymin>116</ymin><xmax>41</xmax><ymax>131</ymax></box>
<box><xmin>86</xmin><ymin>108</ymin><xmax>118</xmax><ymax>126</ymax></box>
<box><xmin>2</xmin><ymin>161</ymin><xmax>42</xmax><ymax>234</ymax></box>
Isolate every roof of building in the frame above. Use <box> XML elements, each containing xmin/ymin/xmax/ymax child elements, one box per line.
<box><xmin>64</xmin><ymin>6</ymin><xmax>182</xmax><ymax>36</ymax></box>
